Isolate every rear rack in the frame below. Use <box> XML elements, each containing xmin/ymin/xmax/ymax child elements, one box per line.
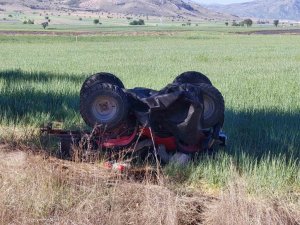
<box><xmin>40</xmin><ymin>122</ymin><xmax>88</xmax><ymax>138</ymax></box>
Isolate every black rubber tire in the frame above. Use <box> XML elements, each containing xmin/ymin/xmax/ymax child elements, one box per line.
<box><xmin>198</xmin><ymin>83</ymin><xmax>224</xmax><ymax>128</ymax></box>
<box><xmin>80</xmin><ymin>83</ymin><xmax>129</xmax><ymax>129</ymax></box>
<box><xmin>173</xmin><ymin>71</ymin><xmax>212</xmax><ymax>86</ymax></box>
<box><xmin>80</xmin><ymin>72</ymin><xmax>125</xmax><ymax>97</ymax></box>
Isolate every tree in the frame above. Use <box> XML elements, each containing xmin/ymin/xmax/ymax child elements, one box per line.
<box><xmin>232</xmin><ymin>21</ymin><xmax>239</xmax><ymax>26</ymax></box>
<box><xmin>130</xmin><ymin>20</ymin><xmax>138</xmax><ymax>25</ymax></box>
<box><xmin>243</xmin><ymin>19</ymin><xmax>253</xmax><ymax>27</ymax></box>
<box><xmin>274</xmin><ymin>20</ymin><xmax>279</xmax><ymax>27</ymax></box>
<box><xmin>41</xmin><ymin>22</ymin><xmax>48</xmax><ymax>29</ymax></box>
<box><xmin>93</xmin><ymin>19</ymin><xmax>99</xmax><ymax>24</ymax></box>
<box><xmin>225</xmin><ymin>22</ymin><xmax>229</xmax><ymax>26</ymax></box>
<box><xmin>23</xmin><ymin>19</ymin><xmax>34</xmax><ymax>24</ymax></box>
<box><xmin>129</xmin><ymin>19</ymin><xmax>145</xmax><ymax>25</ymax></box>
<box><xmin>138</xmin><ymin>19</ymin><xmax>145</xmax><ymax>25</ymax></box>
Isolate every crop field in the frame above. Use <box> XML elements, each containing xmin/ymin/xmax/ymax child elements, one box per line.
<box><xmin>0</xmin><ymin>15</ymin><xmax>300</xmax><ymax>224</ymax></box>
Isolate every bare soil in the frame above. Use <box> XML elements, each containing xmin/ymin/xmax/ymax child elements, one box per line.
<box><xmin>236</xmin><ymin>29</ymin><xmax>300</xmax><ymax>35</ymax></box>
<box><xmin>0</xmin><ymin>30</ymin><xmax>180</xmax><ymax>36</ymax></box>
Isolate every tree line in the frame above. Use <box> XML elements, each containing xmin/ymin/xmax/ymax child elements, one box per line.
<box><xmin>225</xmin><ymin>19</ymin><xmax>281</xmax><ymax>27</ymax></box>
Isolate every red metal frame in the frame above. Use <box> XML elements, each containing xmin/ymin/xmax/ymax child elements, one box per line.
<box><xmin>101</xmin><ymin>127</ymin><xmax>138</xmax><ymax>148</ymax></box>
<box><xmin>100</xmin><ymin>127</ymin><xmax>178</xmax><ymax>151</ymax></box>
<box><xmin>140</xmin><ymin>127</ymin><xmax>177</xmax><ymax>151</ymax></box>
<box><xmin>41</xmin><ymin>124</ymin><xmax>209</xmax><ymax>153</ymax></box>
<box><xmin>101</xmin><ymin>127</ymin><xmax>206</xmax><ymax>152</ymax></box>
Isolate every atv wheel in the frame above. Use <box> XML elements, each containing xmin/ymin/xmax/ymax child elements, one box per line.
<box><xmin>173</xmin><ymin>71</ymin><xmax>212</xmax><ymax>86</ymax></box>
<box><xmin>80</xmin><ymin>72</ymin><xmax>125</xmax><ymax>97</ymax></box>
<box><xmin>198</xmin><ymin>83</ymin><xmax>224</xmax><ymax>128</ymax></box>
<box><xmin>80</xmin><ymin>83</ymin><xmax>128</xmax><ymax>129</ymax></box>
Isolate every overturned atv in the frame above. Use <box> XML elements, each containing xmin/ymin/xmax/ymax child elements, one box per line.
<box><xmin>42</xmin><ymin>71</ymin><xmax>226</xmax><ymax>165</ymax></box>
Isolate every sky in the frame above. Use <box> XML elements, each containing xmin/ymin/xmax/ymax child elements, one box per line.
<box><xmin>194</xmin><ymin>0</ymin><xmax>251</xmax><ymax>4</ymax></box>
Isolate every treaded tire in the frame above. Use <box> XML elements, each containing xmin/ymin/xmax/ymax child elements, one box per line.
<box><xmin>80</xmin><ymin>72</ymin><xmax>125</xmax><ymax>97</ymax></box>
<box><xmin>173</xmin><ymin>71</ymin><xmax>212</xmax><ymax>86</ymax></box>
<box><xmin>198</xmin><ymin>83</ymin><xmax>224</xmax><ymax>128</ymax></box>
<box><xmin>80</xmin><ymin>83</ymin><xmax>128</xmax><ymax>129</ymax></box>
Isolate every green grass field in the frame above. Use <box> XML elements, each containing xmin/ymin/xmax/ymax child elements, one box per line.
<box><xmin>0</xmin><ymin>8</ymin><xmax>300</xmax><ymax>223</ymax></box>
<box><xmin>0</xmin><ymin>20</ymin><xmax>299</xmax><ymax>206</ymax></box>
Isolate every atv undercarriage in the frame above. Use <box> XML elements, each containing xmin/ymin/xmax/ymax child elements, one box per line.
<box><xmin>41</xmin><ymin>71</ymin><xmax>227</xmax><ymax>166</ymax></box>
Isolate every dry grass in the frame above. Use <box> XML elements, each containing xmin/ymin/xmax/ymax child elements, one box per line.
<box><xmin>0</xmin><ymin>147</ymin><xmax>208</xmax><ymax>225</ymax></box>
<box><xmin>0</xmin><ymin>126</ymin><xmax>39</xmax><ymax>149</ymax></box>
<box><xmin>0</xmin><ymin>147</ymin><xmax>299</xmax><ymax>225</ymax></box>
<box><xmin>203</xmin><ymin>177</ymin><xmax>300</xmax><ymax>225</ymax></box>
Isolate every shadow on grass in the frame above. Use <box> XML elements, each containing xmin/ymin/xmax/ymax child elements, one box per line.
<box><xmin>0</xmin><ymin>69</ymin><xmax>85</xmax><ymax>84</ymax></box>
<box><xmin>0</xmin><ymin>70</ymin><xmax>299</xmax><ymax>160</ymax></box>
<box><xmin>1</xmin><ymin>88</ymin><xmax>79</xmax><ymax>122</ymax></box>
<box><xmin>0</xmin><ymin>70</ymin><xmax>82</xmax><ymax>125</ymax></box>
<box><xmin>224</xmin><ymin>109</ymin><xmax>300</xmax><ymax>159</ymax></box>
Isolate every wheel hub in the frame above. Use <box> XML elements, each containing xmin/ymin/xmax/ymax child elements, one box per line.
<box><xmin>92</xmin><ymin>96</ymin><xmax>118</xmax><ymax>122</ymax></box>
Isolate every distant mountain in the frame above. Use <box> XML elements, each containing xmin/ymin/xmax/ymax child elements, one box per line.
<box><xmin>0</xmin><ymin>0</ymin><xmax>237</xmax><ymax>20</ymax></box>
<box><xmin>207</xmin><ymin>0</ymin><xmax>300</xmax><ymax>20</ymax></box>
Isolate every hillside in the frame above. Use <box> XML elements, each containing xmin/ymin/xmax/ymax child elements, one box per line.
<box><xmin>0</xmin><ymin>0</ymin><xmax>236</xmax><ymax>19</ymax></box>
<box><xmin>207</xmin><ymin>0</ymin><xmax>300</xmax><ymax>20</ymax></box>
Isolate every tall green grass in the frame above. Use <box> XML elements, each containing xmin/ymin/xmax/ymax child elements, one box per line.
<box><xmin>0</xmin><ymin>30</ymin><xmax>299</xmax><ymax>194</ymax></box>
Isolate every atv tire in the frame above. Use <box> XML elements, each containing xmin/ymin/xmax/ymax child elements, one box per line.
<box><xmin>80</xmin><ymin>72</ymin><xmax>125</xmax><ymax>97</ymax></box>
<box><xmin>173</xmin><ymin>71</ymin><xmax>212</xmax><ymax>86</ymax></box>
<box><xmin>198</xmin><ymin>83</ymin><xmax>224</xmax><ymax>128</ymax></box>
<box><xmin>80</xmin><ymin>83</ymin><xmax>128</xmax><ymax>129</ymax></box>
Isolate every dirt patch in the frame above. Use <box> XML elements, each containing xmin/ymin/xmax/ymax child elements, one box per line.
<box><xmin>235</xmin><ymin>29</ymin><xmax>300</xmax><ymax>35</ymax></box>
<box><xmin>0</xmin><ymin>30</ymin><xmax>180</xmax><ymax>37</ymax></box>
